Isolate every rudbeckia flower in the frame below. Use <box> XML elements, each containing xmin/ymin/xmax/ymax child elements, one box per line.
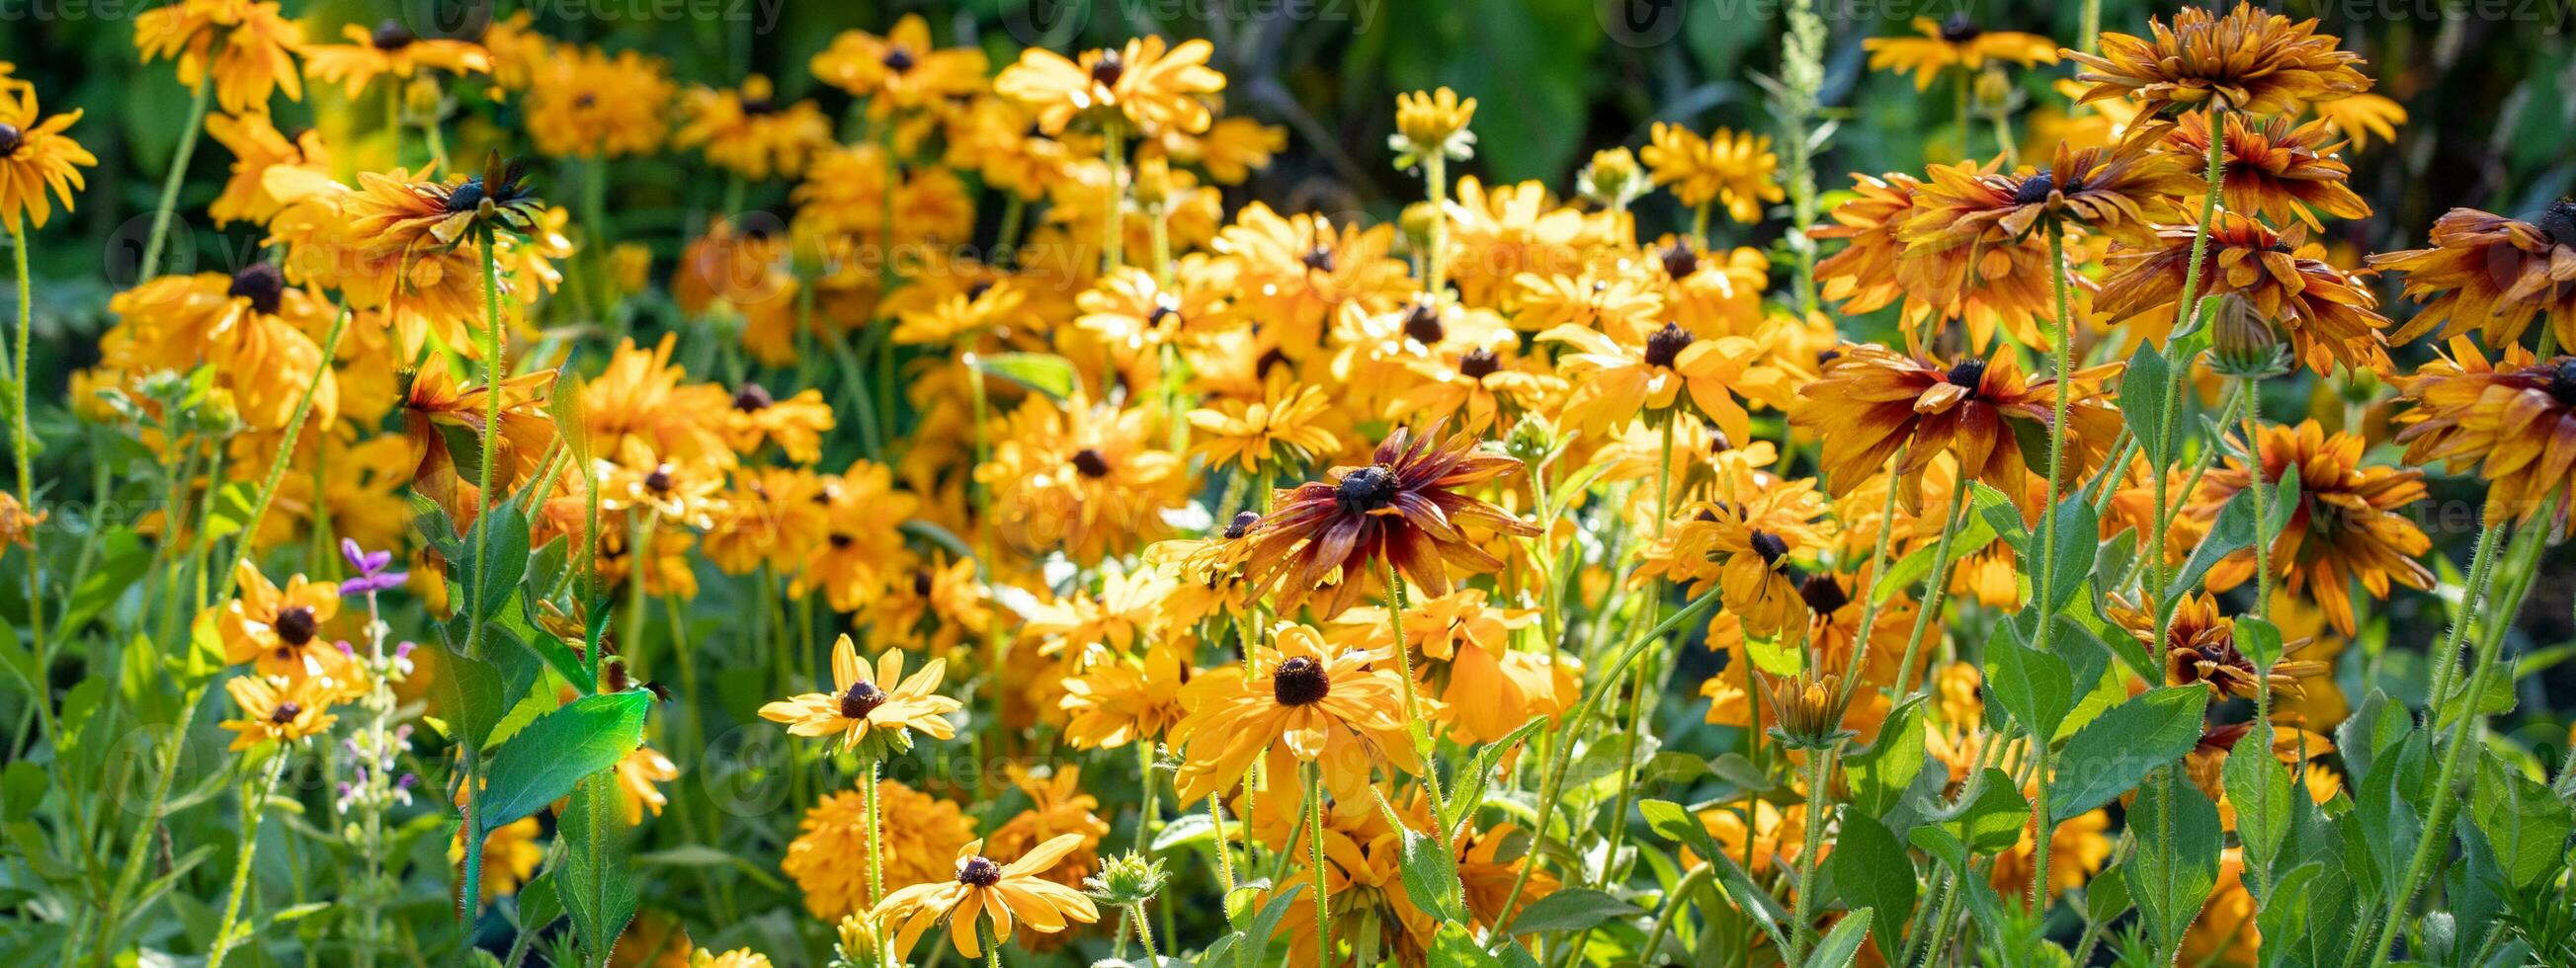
<box><xmin>1168</xmin><ymin>622</ymin><xmax>1419</xmax><ymax>806</ymax></box>
<box><xmin>1639</xmin><ymin>122</ymin><xmax>1783</xmax><ymax>224</ymax></box>
<box><xmin>758</xmin><ymin>633</ymin><xmax>962</xmax><ymax>756</ymax></box>
<box><xmin>811</xmin><ymin>14</ymin><xmax>989</xmax><ymax>115</ymax></box>
<box><xmin>785</xmin><ymin>778</ymin><xmax>977</xmax><ymax>918</ymax></box>
<box><xmin>132</xmin><ymin>0</ymin><xmax>304</xmax><ymax>115</ymax></box>
<box><xmin>2178</xmin><ymin>420</ymin><xmax>2433</xmax><ymax>636</ymax></box>
<box><xmin>995</xmin><ymin>36</ymin><xmax>1225</xmax><ymax>136</ymax></box>
<box><xmin>2371</xmin><ymin>202</ymin><xmax>2576</xmax><ymax>351</ymax></box>
<box><xmin>674</xmin><ymin>74</ymin><xmax>834</xmax><ymax>180</ymax></box>
<box><xmin>300</xmin><ymin>20</ymin><xmax>491</xmax><ymax>98</ymax></box>
<box><xmin>2392</xmin><ymin>337</ymin><xmax>2576</xmax><ymax>525</ymax></box>
<box><xmin>2063</xmin><ymin>2</ymin><xmax>2371</xmax><ymax>117</ymax></box>
<box><xmin>1241</xmin><ymin>420</ymin><xmax>1538</xmax><ymax>617</ymax></box>
<box><xmin>872</xmin><ymin>835</ymin><xmax>1102</xmax><ymax>960</ymax></box>
<box><xmin>2159</xmin><ymin>110</ymin><xmax>2369</xmax><ymax>230</ymax></box>
<box><xmin>218</xmin><ymin>674</ymin><xmax>338</xmax><ymax>750</ymax></box>
<box><xmin>1863</xmin><ymin>14</ymin><xmax>2058</xmax><ymax>91</ymax></box>
<box><xmin>1793</xmin><ymin>345</ymin><xmax>2122</xmax><ymax>511</ymax></box>
<box><xmin>0</xmin><ymin>85</ymin><xmax>96</xmax><ymax>231</ymax></box>
<box><xmin>1542</xmin><ymin>321</ymin><xmax>1781</xmax><ymax>442</ymax></box>
<box><xmin>2108</xmin><ymin>592</ymin><xmax>2331</xmax><ymax>700</ymax></box>
<box><xmin>2096</xmin><ymin>211</ymin><xmax>2389</xmax><ymax>373</ymax></box>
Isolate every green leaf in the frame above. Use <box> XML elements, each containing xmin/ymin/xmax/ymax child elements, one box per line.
<box><xmin>1871</xmin><ymin>485</ymin><xmax>2015</xmax><ymax>604</ymax></box>
<box><xmin>2220</xmin><ymin>721</ymin><xmax>2291</xmax><ymax>898</ymax></box>
<box><xmin>1842</xmin><ymin>694</ymin><xmax>1928</xmax><ymax>818</ymax></box>
<box><xmin>970</xmin><ymin>352</ymin><xmax>1079</xmax><ymax>400</ymax></box>
<box><xmin>466</xmin><ymin>500</ymin><xmax>534</xmax><ymax>622</ymax></box>
<box><xmin>2121</xmin><ymin>341</ymin><xmax>2174</xmax><ymax>467</ymax></box>
<box><xmin>492</xmin><ymin>601</ymin><xmax>596</xmax><ymax>693</ymax></box>
<box><xmin>2234</xmin><ymin>616</ymin><xmax>2285</xmax><ymax>672</ymax></box>
<box><xmin>2052</xmin><ymin>686</ymin><xmax>2208</xmax><ymax>822</ymax></box>
<box><xmin>1954</xmin><ymin>768</ymin><xmax>2031</xmax><ymax>854</ymax></box>
<box><xmin>2127</xmin><ymin>766</ymin><xmax>2220</xmax><ymax>958</ymax></box>
<box><xmin>2027</xmin><ymin>495</ymin><xmax>2099</xmax><ymax>616</ymax></box>
<box><xmin>1824</xmin><ymin>815</ymin><xmax>1913</xmax><ymax>949</ymax></box>
<box><xmin>2470</xmin><ymin>750</ymin><xmax>2574</xmax><ymax>890</ymax></box>
<box><xmin>1984</xmin><ymin>622</ymin><xmax>2072</xmax><ymax>743</ymax></box>
<box><xmin>1802</xmin><ymin>908</ymin><xmax>1873</xmax><ymax>968</ymax></box>
<box><xmin>477</xmin><ymin>690</ymin><xmax>651</xmax><ymax>835</ymax></box>
<box><xmin>2163</xmin><ymin>486</ymin><xmax>2257</xmax><ymax>607</ymax></box>
<box><xmin>2</xmin><ymin>761</ymin><xmax>43</xmax><ymax>822</ymax></box>
<box><xmin>1385</xmin><ymin>806</ymin><xmax>1465</xmax><ymax>923</ymax></box>
<box><xmin>1500</xmin><ymin>888</ymin><xmax>1641</xmax><ymax>935</ymax></box>
<box><xmin>1432</xmin><ymin>922</ymin><xmax>1504</xmax><ymax>965</ymax></box>
<box><xmin>1442</xmin><ymin>716</ymin><xmax>1549</xmax><ymax>837</ymax></box>
<box><xmin>429</xmin><ymin>644</ymin><xmax>510</xmax><ymax>751</ymax></box>
<box><xmin>558</xmin><ymin>771</ymin><xmax>637</xmax><ymax>965</ymax></box>
<box><xmin>1640</xmin><ymin>799</ymin><xmax>1788</xmax><ymax>952</ymax></box>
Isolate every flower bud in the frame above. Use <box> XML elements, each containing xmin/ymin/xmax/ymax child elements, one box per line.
<box><xmin>2209</xmin><ymin>292</ymin><xmax>2291</xmax><ymax>378</ymax></box>
<box><xmin>1084</xmin><ymin>850</ymin><xmax>1172</xmax><ymax>907</ymax></box>
<box><xmin>1765</xmin><ymin>673</ymin><xmax>1855</xmax><ymax>750</ymax></box>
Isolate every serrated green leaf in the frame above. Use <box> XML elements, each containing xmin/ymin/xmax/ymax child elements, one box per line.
<box><xmin>2128</xmin><ymin>766</ymin><xmax>2220</xmax><ymax>958</ymax></box>
<box><xmin>1500</xmin><ymin>888</ymin><xmax>1640</xmax><ymax>935</ymax></box>
<box><xmin>1843</xmin><ymin>693</ymin><xmax>1928</xmax><ymax>818</ymax></box>
<box><xmin>2052</xmin><ymin>686</ymin><xmax>2208</xmax><ymax>822</ymax></box>
<box><xmin>478</xmin><ymin>691</ymin><xmax>651</xmax><ymax>835</ymax></box>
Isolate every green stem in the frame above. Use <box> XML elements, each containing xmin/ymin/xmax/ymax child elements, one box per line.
<box><xmin>2370</xmin><ymin>505</ymin><xmax>2549</xmax><ymax>963</ymax></box>
<box><xmin>1787</xmin><ymin>740</ymin><xmax>1838</xmax><ymax>958</ymax></box>
<box><xmin>2025</xmin><ymin>226</ymin><xmax>2078</xmax><ymax>913</ymax></box>
<box><xmin>1304</xmin><ymin>761</ymin><xmax>1331</xmax><ymax>963</ymax></box>
<box><xmin>1127</xmin><ymin>902</ymin><xmax>1158</xmax><ymax>962</ymax></box>
<box><xmin>1379</xmin><ymin>564</ymin><xmax>1447</xmax><ymax>817</ymax></box>
<box><xmin>1102</xmin><ymin>120</ymin><xmax>1126</xmax><ymax>275</ymax></box>
<box><xmin>139</xmin><ymin>75</ymin><xmax>210</xmax><ymax>281</ymax></box>
<box><xmin>865</xmin><ymin>757</ymin><xmax>884</xmax><ymax>906</ymax></box>
<box><xmin>206</xmin><ymin>753</ymin><xmax>291</xmax><ymax>968</ymax></box>
<box><xmin>977</xmin><ymin>918</ymin><xmax>1002</xmax><ymax>968</ymax></box>
<box><xmin>1892</xmin><ymin>477</ymin><xmax>1976</xmax><ymax>698</ymax></box>
<box><xmin>1425</xmin><ymin>153</ymin><xmax>1450</xmax><ymax>304</ymax></box>
<box><xmin>7</xmin><ymin>226</ymin><xmax>49</xmax><ymax>758</ymax></box>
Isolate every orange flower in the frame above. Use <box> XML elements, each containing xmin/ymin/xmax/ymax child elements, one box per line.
<box><xmin>1170</xmin><ymin>623</ymin><xmax>1419</xmax><ymax>808</ymax></box>
<box><xmin>2064</xmin><ymin>2</ymin><xmax>2370</xmax><ymax>117</ymax></box>
<box><xmin>996</xmin><ymin>36</ymin><xmax>1225</xmax><ymax>136</ymax></box>
<box><xmin>2392</xmin><ymin>338</ymin><xmax>2576</xmax><ymax>525</ymax></box>
<box><xmin>2161</xmin><ymin>109</ymin><xmax>2368</xmax><ymax>230</ymax></box>
<box><xmin>1794</xmin><ymin>345</ymin><xmax>2121</xmax><ymax>511</ymax></box>
<box><xmin>2096</xmin><ymin>212</ymin><xmax>2388</xmax><ymax>373</ymax></box>
<box><xmin>2179</xmin><ymin>420</ymin><xmax>2432</xmax><ymax>636</ymax></box>
<box><xmin>1242</xmin><ymin>420</ymin><xmax>1538</xmax><ymax>617</ymax></box>
<box><xmin>871</xmin><ymin>835</ymin><xmax>1102</xmax><ymax>960</ymax></box>
<box><xmin>2371</xmin><ymin>202</ymin><xmax>2576</xmax><ymax>351</ymax></box>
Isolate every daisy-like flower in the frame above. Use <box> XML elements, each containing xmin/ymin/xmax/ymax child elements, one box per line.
<box><xmin>1189</xmin><ymin>380</ymin><xmax>1342</xmax><ymax>474</ymax></box>
<box><xmin>1542</xmin><ymin>321</ymin><xmax>1782</xmax><ymax>442</ymax></box>
<box><xmin>996</xmin><ymin>36</ymin><xmax>1226</xmax><ymax>136</ymax></box>
<box><xmin>217</xmin><ymin>561</ymin><xmax>344</xmax><ymax>680</ymax></box>
<box><xmin>102</xmin><ymin>264</ymin><xmax>342</xmax><ymax>429</ymax></box>
<box><xmin>131</xmin><ymin>0</ymin><xmax>304</xmax><ymax>115</ymax></box>
<box><xmin>0</xmin><ymin>85</ymin><xmax>96</xmax><ymax>231</ymax></box>
<box><xmin>1904</xmin><ymin>132</ymin><xmax>2197</xmax><ymax>247</ymax></box>
<box><xmin>1388</xmin><ymin>335</ymin><xmax>1564</xmax><ymax>437</ymax></box>
<box><xmin>205</xmin><ymin>111</ymin><xmax>328</xmax><ymax>227</ymax></box>
<box><xmin>721</xmin><ymin>382</ymin><xmax>835</xmax><ymax>463</ymax></box>
<box><xmin>2108</xmin><ymin>592</ymin><xmax>2330</xmax><ymax>700</ymax></box>
<box><xmin>981</xmin><ymin>396</ymin><xmax>1186</xmax><ymax>564</ymax></box>
<box><xmin>1242</xmin><ymin>420</ymin><xmax>1539</xmax><ymax>617</ymax></box>
<box><xmin>1638</xmin><ymin>123</ymin><xmax>1783</xmax><ymax>223</ymax></box>
<box><xmin>1863</xmin><ymin>14</ymin><xmax>2058</xmax><ymax>91</ymax></box>
<box><xmin>1389</xmin><ymin>86</ymin><xmax>1476</xmax><ymax>166</ymax></box>
<box><xmin>524</xmin><ymin>45</ymin><xmax>674</xmax><ymax>159</ymax></box>
<box><xmin>2311</xmin><ymin>93</ymin><xmax>2406</xmax><ymax>151</ymax></box>
<box><xmin>1811</xmin><ymin>168</ymin><xmax>2065</xmax><ymax>352</ymax></box>
<box><xmin>1168</xmin><ymin>622</ymin><xmax>1420</xmax><ymax>805</ymax></box>
<box><xmin>785</xmin><ymin>778</ymin><xmax>977</xmax><ymax>918</ymax></box>
<box><xmin>2371</xmin><ymin>201</ymin><xmax>2576</xmax><ymax>351</ymax></box>
<box><xmin>1059</xmin><ymin>638</ymin><xmax>1194</xmax><ymax>750</ymax></box>
<box><xmin>338</xmin><ymin>154</ymin><xmax>545</xmax><ymax>257</ymax></box>
<box><xmin>2160</xmin><ymin>110</ymin><xmax>2368</xmax><ymax>230</ymax></box>
<box><xmin>872</xmin><ymin>834</ymin><xmax>1102</xmax><ymax>960</ymax></box>
<box><xmin>673</xmin><ymin>74</ymin><xmax>833</xmax><ymax>181</ymax></box>
<box><xmin>2179</xmin><ymin>420</ymin><xmax>2433</xmax><ymax>636</ymax></box>
<box><xmin>614</xmin><ymin>745</ymin><xmax>678</xmax><ymax>826</ymax></box>
<box><xmin>811</xmin><ymin>14</ymin><xmax>989</xmax><ymax>116</ymax></box>
<box><xmin>1793</xmin><ymin>345</ymin><xmax>2122</xmax><ymax>511</ymax></box>
<box><xmin>218</xmin><ymin>674</ymin><xmax>337</xmax><ymax>750</ymax></box>
<box><xmin>2096</xmin><ymin>212</ymin><xmax>2389</xmax><ymax>373</ymax></box>
<box><xmin>299</xmin><ymin>20</ymin><xmax>490</xmax><ymax>97</ymax></box>
<box><xmin>2392</xmin><ymin>338</ymin><xmax>2576</xmax><ymax>525</ymax></box>
<box><xmin>2063</xmin><ymin>2</ymin><xmax>2371</xmax><ymax>117</ymax></box>
<box><xmin>758</xmin><ymin>633</ymin><xmax>962</xmax><ymax>758</ymax></box>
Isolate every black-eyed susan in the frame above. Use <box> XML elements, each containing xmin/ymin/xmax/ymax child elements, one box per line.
<box><xmin>981</xmin><ymin>396</ymin><xmax>1186</xmax><ymax>564</ymax></box>
<box><xmin>1639</xmin><ymin>122</ymin><xmax>1783</xmax><ymax>224</ymax></box>
<box><xmin>2371</xmin><ymin>202</ymin><xmax>2576</xmax><ymax>351</ymax></box>
<box><xmin>1542</xmin><ymin>321</ymin><xmax>1781</xmax><ymax>442</ymax></box>
<box><xmin>131</xmin><ymin>0</ymin><xmax>304</xmax><ymax>115</ymax></box>
<box><xmin>103</xmin><ymin>265</ymin><xmax>342</xmax><ymax>429</ymax></box>
<box><xmin>758</xmin><ymin>633</ymin><xmax>961</xmax><ymax>757</ymax></box>
<box><xmin>205</xmin><ymin>112</ymin><xmax>328</xmax><ymax>227</ymax></box>
<box><xmin>1811</xmin><ymin>168</ymin><xmax>2063</xmax><ymax>351</ymax></box>
<box><xmin>2179</xmin><ymin>420</ymin><xmax>2433</xmax><ymax>636</ymax></box>
<box><xmin>1389</xmin><ymin>86</ymin><xmax>1476</xmax><ymax>167</ymax></box>
<box><xmin>0</xmin><ymin>85</ymin><xmax>96</xmax><ymax>231</ymax></box>
<box><xmin>674</xmin><ymin>75</ymin><xmax>833</xmax><ymax>181</ymax></box>
<box><xmin>2064</xmin><ymin>2</ymin><xmax>2370</xmax><ymax>117</ymax></box>
<box><xmin>218</xmin><ymin>674</ymin><xmax>337</xmax><ymax>750</ymax></box>
<box><xmin>811</xmin><ymin>14</ymin><xmax>989</xmax><ymax>117</ymax></box>
<box><xmin>1059</xmin><ymin>638</ymin><xmax>1194</xmax><ymax>751</ymax></box>
<box><xmin>996</xmin><ymin>36</ymin><xmax>1225</xmax><ymax>136</ymax></box>
<box><xmin>873</xmin><ymin>835</ymin><xmax>1102</xmax><ymax>960</ymax></box>
<box><xmin>524</xmin><ymin>45</ymin><xmax>674</xmax><ymax>159</ymax></box>
<box><xmin>1863</xmin><ymin>15</ymin><xmax>2058</xmax><ymax>91</ymax></box>
<box><xmin>2392</xmin><ymin>338</ymin><xmax>2576</xmax><ymax>525</ymax></box>
<box><xmin>1168</xmin><ymin>622</ymin><xmax>1419</xmax><ymax>806</ymax></box>
<box><xmin>785</xmin><ymin>778</ymin><xmax>977</xmax><ymax>918</ymax></box>
<box><xmin>1793</xmin><ymin>345</ymin><xmax>2122</xmax><ymax>511</ymax></box>
<box><xmin>2108</xmin><ymin>592</ymin><xmax>2330</xmax><ymax>700</ymax></box>
<box><xmin>2160</xmin><ymin>110</ymin><xmax>2368</xmax><ymax>230</ymax></box>
<box><xmin>1189</xmin><ymin>380</ymin><xmax>1342</xmax><ymax>474</ymax></box>
<box><xmin>1904</xmin><ymin>132</ymin><xmax>2196</xmax><ymax>246</ymax></box>
<box><xmin>216</xmin><ymin>561</ymin><xmax>344</xmax><ymax>680</ymax></box>
<box><xmin>1241</xmin><ymin>420</ymin><xmax>1538</xmax><ymax>617</ymax></box>
<box><xmin>299</xmin><ymin>20</ymin><xmax>491</xmax><ymax>97</ymax></box>
<box><xmin>721</xmin><ymin>382</ymin><xmax>835</xmax><ymax>463</ymax></box>
<box><xmin>2096</xmin><ymin>212</ymin><xmax>2389</xmax><ymax>373</ymax></box>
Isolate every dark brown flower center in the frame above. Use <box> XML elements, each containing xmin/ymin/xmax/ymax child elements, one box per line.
<box><xmin>1301</xmin><ymin>245</ymin><xmax>1337</xmax><ymax>274</ymax></box>
<box><xmin>739</xmin><ymin>96</ymin><xmax>778</xmax><ymax>117</ymax></box>
<box><xmin>1946</xmin><ymin>358</ymin><xmax>1989</xmax><ymax>390</ymax></box>
<box><xmin>881</xmin><ymin>45</ymin><xmax>917</xmax><ymax>74</ymax></box>
<box><xmin>371</xmin><ymin>19</ymin><xmax>415</xmax><ymax>49</ymax></box>
<box><xmin>1938</xmin><ymin>12</ymin><xmax>1983</xmax><ymax>42</ymax></box>
<box><xmin>1272</xmin><ymin>656</ymin><xmax>1330</xmax><ymax>705</ymax></box>
<box><xmin>643</xmin><ymin>464</ymin><xmax>674</xmax><ymax>494</ymax></box>
<box><xmin>1089</xmin><ymin>49</ymin><xmax>1125</xmax><ymax>88</ymax></box>
<box><xmin>229</xmin><ymin>264</ymin><xmax>287</xmax><ymax>316</ymax></box>
<box><xmin>1457</xmin><ymin>347</ymin><xmax>1502</xmax><ymax>380</ymax></box>
<box><xmin>1660</xmin><ymin>240</ymin><xmax>1701</xmax><ymax>279</ymax></box>
<box><xmin>1071</xmin><ymin>448</ymin><xmax>1112</xmax><ymax>478</ymax></box>
<box><xmin>1749</xmin><ymin>529</ymin><xmax>1790</xmax><ymax>566</ymax></box>
<box><xmin>274</xmin><ymin>606</ymin><xmax>318</xmax><ymax>647</ymax></box>
<box><xmin>839</xmin><ymin>680</ymin><xmax>886</xmax><ymax>720</ymax></box>
<box><xmin>0</xmin><ymin>123</ymin><xmax>22</xmax><ymax>159</ymax></box>
<box><xmin>913</xmin><ymin>570</ymin><xmax>935</xmax><ymax>597</ymax></box>
<box><xmin>1402</xmin><ymin>301</ymin><xmax>1445</xmax><ymax>345</ymax></box>
<box><xmin>1797</xmin><ymin>574</ymin><xmax>1849</xmax><ymax>614</ymax></box>
<box><xmin>2538</xmin><ymin>198</ymin><xmax>2576</xmax><ymax>248</ymax></box>
<box><xmin>2012</xmin><ymin>169</ymin><xmax>2081</xmax><ymax>206</ymax></box>
<box><xmin>1147</xmin><ymin>298</ymin><xmax>1182</xmax><ymax>328</ymax></box>
<box><xmin>1642</xmin><ymin>322</ymin><xmax>1695</xmax><ymax>369</ymax></box>
<box><xmin>271</xmin><ymin>701</ymin><xmax>303</xmax><ymax>725</ymax></box>
<box><xmin>957</xmin><ymin>855</ymin><xmax>1003</xmax><ymax>886</ymax></box>
<box><xmin>2547</xmin><ymin>359</ymin><xmax>2576</xmax><ymax>409</ymax></box>
<box><xmin>1224</xmin><ymin>511</ymin><xmax>1260</xmax><ymax>539</ymax></box>
<box><xmin>1334</xmin><ymin>464</ymin><xmax>1401</xmax><ymax>514</ymax></box>
<box><xmin>732</xmin><ymin>383</ymin><xmax>774</xmax><ymax>411</ymax></box>
<box><xmin>829</xmin><ymin>532</ymin><xmax>855</xmax><ymax>549</ymax></box>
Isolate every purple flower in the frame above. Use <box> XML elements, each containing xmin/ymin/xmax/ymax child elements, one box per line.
<box><xmin>339</xmin><ymin>538</ymin><xmax>409</xmax><ymax>596</ymax></box>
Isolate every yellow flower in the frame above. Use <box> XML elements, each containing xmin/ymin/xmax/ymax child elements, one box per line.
<box><xmin>131</xmin><ymin>0</ymin><xmax>304</xmax><ymax>116</ymax></box>
<box><xmin>616</xmin><ymin>745</ymin><xmax>678</xmax><ymax>826</ymax></box>
<box><xmin>674</xmin><ymin>75</ymin><xmax>834</xmax><ymax>180</ymax></box>
<box><xmin>687</xmin><ymin>949</ymin><xmax>771</xmax><ymax>968</ymax></box>
<box><xmin>1390</xmin><ymin>87</ymin><xmax>1476</xmax><ymax>164</ymax></box>
<box><xmin>1863</xmin><ymin>15</ymin><xmax>2057</xmax><ymax>91</ymax></box>
<box><xmin>217</xmin><ymin>674</ymin><xmax>337</xmax><ymax>750</ymax></box>
<box><xmin>870</xmin><ymin>835</ymin><xmax>1103</xmax><ymax>960</ymax></box>
<box><xmin>785</xmin><ymin>778</ymin><xmax>978</xmax><ymax>918</ymax></box>
<box><xmin>524</xmin><ymin>45</ymin><xmax>674</xmax><ymax>159</ymax></box>
<box><xmin>811</xmin><ymin>14</ymin><xmax>989</xmax><ymax>115</ymax></box>
<box><xmin>996</xmin><ymin>36</ymin><xmax>1226</xmax><ymax>136</ymax></box>
<box><xmin>0</xmin><ymin>85</ymin><xmax>96</xmax><ymax>231</ymax></box>
<box><xmin>2310</xmin><ymin>92</ymin><xmax>2405</xmax><ymax>150</ymax></box>
<box><xmin>1189</xmin><ymin>380</ymin><xmax>1341</xmax><ymax>473</ymax></box>
<box><xmin>1169</xmin><ymin>622</ymin><xmax>1420</xmax><ymax>807</ymax></box>
<box><xmin>758</xmin><ymin>633</ymin><xmax>962</xmax><ymax>755</ymax></box>
<box><xmin>1059</xmin><ymin>638</ymin><xmax>1195</xmax><ymax>751</ymax></box>
<box><xmin>1640</xmin><ymin>123</ymin><xmax>1783</xmax><ymax>223</ymax></box>
<box><xmin>205</xmin><ymin>112</ymin><xmax>327</xmax><ymax>227</ymax></box>
<box><xmin>449</xmin><ymin>816</ymin><xmax>544</xmax><ymax>901</ymax></box>
<box><xmin>299</xmin><ymin>20</ymin><xmax>490</xmax><ymax>97</ymax></box>
<box><xmin>215</xmin><ymin>560</ymin><xmax>345</xmax><ymax>681</ymax></box>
